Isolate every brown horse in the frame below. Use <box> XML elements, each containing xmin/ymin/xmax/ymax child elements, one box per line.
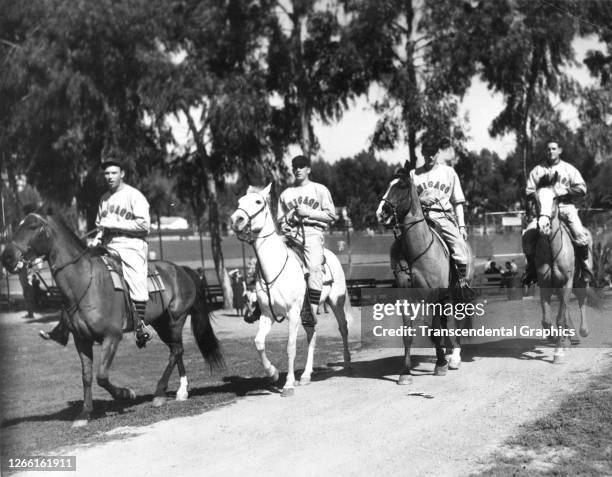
<box><xmin>530</xmin><ymin>173</ymin><xmax>593</xmax><ymax>363</ymax></box>
<box><xmin>376</xmin><ymin>165</ymin><xmax>474</xmax><ymax>385</ymax></box>
<box><xmin>1</xmin><ymin>213</ymin><xmax>223</xmax><ymax>426</ymax></box>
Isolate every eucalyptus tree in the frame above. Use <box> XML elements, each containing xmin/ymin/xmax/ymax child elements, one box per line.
<box><xmin>263</xmin><ymin>0</ymin><xmax>393</xmax><ymax>159</ymax></box>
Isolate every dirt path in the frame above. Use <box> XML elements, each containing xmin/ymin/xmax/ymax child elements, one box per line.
<box><xmin>8</xmin><ymin>306</ymin><xmax>610</xmax><ymax>477</ymax></box>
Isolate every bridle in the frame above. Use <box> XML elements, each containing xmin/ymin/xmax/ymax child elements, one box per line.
<box><xmin>234</xmin><ymin>194</ymin><xmax>290</xmax><ymax>323</ymax></box>
<box><xmin>10</xmin><ymin>217</ymin><xmax>93</xmax><ymax>315</ymax></box>
<box><xmin>380</xmin><ymin>177</ymin><xmax>425</xmax><ymax>239</ymax></box>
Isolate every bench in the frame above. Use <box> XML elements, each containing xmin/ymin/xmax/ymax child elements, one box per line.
<box><xmin>346</xmin><ymin>278</ymin><xmax>396</xmax><ymax>306</ymax></box>
<box><xmin>204</xmin><ymin>284</ymin><xmax>224</xmax><ymax>305</ymax></box>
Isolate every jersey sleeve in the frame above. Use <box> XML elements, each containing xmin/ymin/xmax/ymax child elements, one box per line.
<box><xmin>567</xmin><ymin>164</ymin><xmax>586</xmax><ymax>197</ymax></box>
<box><xmin>113</xmin><ymin>189</ymin><xmax>150</xmax><ymax>233</ymax></box>
<box><xmin>449</xmin><ymin>168</ymin><xmax>466</xmax><ymax>205</ymax></box>
<box><xmin>318</xmin><ymin>184</ymin><xmax>337</xmax><ymax>220</ymax></box>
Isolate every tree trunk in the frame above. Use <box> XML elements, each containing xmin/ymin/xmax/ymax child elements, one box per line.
<box><xmin>518</xmin><ymin>43</ymin><xmax>543</xmax><ymax>209</ymax></box>
<box><xmin>405</xmin><ymin>0</ymin><xmax>418</xmax><ymax>166</ymax></box>
<box><xmin>206</xmin><ymin>173</ymin><xmax>232</xmax><ymax>309</ymax></box>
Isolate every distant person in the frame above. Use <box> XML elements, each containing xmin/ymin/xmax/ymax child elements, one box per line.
<box><xmin>31</xmin><ymin>274</ymin><xmax>43</xmax><ymax>309</ymax></box>
<box><xmin>229</xmin><ymin>269</ymin><xmax>247</xmax><ymax>316</ymax></box>
<box><xmin>484</xmin><ymin>261</ymin><xmax>501</xmax><ymax>286</ymax></box>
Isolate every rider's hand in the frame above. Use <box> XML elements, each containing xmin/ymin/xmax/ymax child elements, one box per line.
<box><xmin>459</xmin><ymin>225</ymin><xmax>468</xmax><ymax>240</ymax></box>
<box><xmin>281</xmin><ymin>223</ymin><xmax>293</xmax><ymax>234</ymax></box>
<box><xmin>295</xmin><ymin>204</ymin><xmax>311</xmax><ymax>218</ymax></box>
<box><xmin>89</xmin><ymin>237</ymin><xmax>101</xmax><ymax>247</ymax></box>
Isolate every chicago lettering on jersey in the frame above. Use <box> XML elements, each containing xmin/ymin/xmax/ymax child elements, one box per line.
<box><xmin>416</xmin><ymin>181</ymin><xmax>451</xmax><ymax>195</ymax></box>
<box><xmin>100</xmin><ymin>203</ymin><xmax>134</xmax><ymax>220</ymax></box>
<box><xmin>285</xmin><ymin>196</ymin><xmax>320</xmax><ymax>210</ymax></box>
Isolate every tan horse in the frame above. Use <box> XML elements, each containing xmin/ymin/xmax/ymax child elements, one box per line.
<box><xmin>531</xmin><ymin>173</ymin><xmax>591</xmax><ymax>363</ymax></box>
<box><xmin>376</xmin><ymin>165</ymin><xmax>474</xmax><ymax>385</ymax></box>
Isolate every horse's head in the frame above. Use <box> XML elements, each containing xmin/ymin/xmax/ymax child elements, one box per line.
<box><xmin>534</xmin><ymin>172</ymin><xmax>560</xmax><ymax>236</ymax></box>
<box><xmin>231</xmin><ymin>183</ymin><xmax>273</xmax><ymax>242</ymax></box>
<box><xmin>1</xmin><ymin>213</ymin><xmax>52</xmax><ymax>273</ymax></box>
<box><xmin>376</xmin><ymin>163</ymin><xmax>414</xmax><ymax>228</ymax></box>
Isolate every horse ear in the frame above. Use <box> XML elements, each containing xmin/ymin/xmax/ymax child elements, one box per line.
<box><xmin>404</xmin><ymin>160</ymin><xmax>410</xmax><ymax>170</ymax></box>
<box><xmin>261</xmin><ymin>183</ymin><xmax>272</xmax><ymax>198</ymax></box>
<box><xmin>246</xmin><ymin>185</ymin><xmax>257</xmax><ymax>194</ymax></box>
<box><xmin>553</xmin><ymin>171</ymin><xmax>559</xmax><ymax>183</ymax></box>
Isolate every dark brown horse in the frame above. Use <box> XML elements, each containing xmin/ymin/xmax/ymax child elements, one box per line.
<box><xmin>1</xmin><ymin>213</ymin><xmax>223</xmax><ymax>426</ymax></box>
<box><xmin>376</xmin><ymin>166</ymin><xmax>474</xmax><ymax>385</ymax></box>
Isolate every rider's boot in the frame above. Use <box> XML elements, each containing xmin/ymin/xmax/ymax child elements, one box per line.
<box><xmin>301</xmin><ymin>289</ymin><xmax>320</xmax><ymax>328</ymax></box>
<box><xmin>134</xmin><ymin>300</ymin><xmax>153</xmax><ymax>348</ymax></box>
<box><xmin>521</xmin><ymin>254</ymin><xmax>537</xmax><ymax>287</ymax></box>
<box><xmin>244</xmin><ymin>301</ymin><xmax>261</xmax><ymax>323</ymax></box>
<box><xmin>39</xmin><ymin>312</ymin><xmax>70</xmax><ymax>346</ymax></box>
<box><xmin>576</xmin><ymin>244</ymin><xmax>594</xmax><ymax>284</ymax></box>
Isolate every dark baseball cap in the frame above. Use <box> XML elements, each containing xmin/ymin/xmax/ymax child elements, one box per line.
<box><xmin>291</xmin><ymin>155</ymin><xmax>311</xmax><ymax>169</ymax></box>
<box><xmin>100</xmin><ymin>155</ymin><xmax>124</xmax><ymax>170</ymax></box>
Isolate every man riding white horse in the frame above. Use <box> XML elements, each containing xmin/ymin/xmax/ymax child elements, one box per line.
<box><xmin>411</xmin><ymin>136</ymin><xmax>472</xmax><ymax>292</ymax></box>
<box><xmin>522</xmin><ymin>139</ymin><xmax>594</xmax><ymax>286</ymax></box>
<box><xmin>243</xmin><ymin>155</ymin><xmax>337</xmax><ymax>326</ymax></box>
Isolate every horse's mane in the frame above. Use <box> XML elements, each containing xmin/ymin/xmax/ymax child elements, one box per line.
<box><xmin>46</xmin><ymin>213</ymin><xmax>87</xmax><ymax>250</ymax></box>
<box><xmin>283</xmin><ymin>234</ymin><xmax>307</xmax><ymax>265</ymax></box>
<box><xmin>536</xmin><ymin>172</ymin><xmax>558</xmax><ymax>189</ymax></box>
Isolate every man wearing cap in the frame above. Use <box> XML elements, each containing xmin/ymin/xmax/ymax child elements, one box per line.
<box><xmin>40</xmin><ymin>155</ymin><xmax>153</xmax><ymax>347</ymax></box>
<box><xmin>242</xmin><ymin>155</ymin><xmax>337</xmax><ymax>326</ymax></box>
<box><xmin>278</xmin><ymin>155</ymin><xmax>337</xmax><ymax>325</ymax></box>
<box><xmin>411</xmin><ymin>137</ymin><xmax>472</xmax><ymax>290</ymax></box>
<box><xmin>521</xmin><ymin>139</ymin><xmax>593</xmax><ymax>285</ymax></box>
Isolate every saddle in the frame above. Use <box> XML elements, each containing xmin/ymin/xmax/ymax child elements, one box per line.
<box><xmin>98</xmin><ymin>248</ymin><xmax>165</xmax><ymax>332</ymax></box>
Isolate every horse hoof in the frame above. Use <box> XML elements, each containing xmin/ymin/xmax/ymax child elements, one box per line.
<box><xmin>176</xmin><ymin>391</ymin><xmax>188</xmax><ymax>401</ymax></box>
<box><xmin>448</xmin><ymin>357</ymin><xmax>461</xmax><ymax>370</ymax></box>
<box><xmin>281</xmin><ymin>387</ymin><xmax>295</xmax><ymax>397</ymax></box>
<box><xmin>152</xmin><ymin>396</ymin><xmax>167</xmax><ymax>407</ymax></box>
<box><xmin>72</xmin><ymin>419</ymin><xmax>88</xmax><ymax>428</ymax></box>
<box><xmin>299</xmin><ymin>376</ymin><xmax>311</xmax><ymax>386</ymax></box>
<box><xmin>398</xmin><ymin>374</ymin><xmax>413</xmax><ymax>385</ymax></box>
<box><xmin>580</xmin><ymin>328</ymin><xmax>589</xmax><ymax>338</ymax></box>
<box><xmin>434</xmin><ymin>364</ymin><xmax>448</xmax><ymax>376</ymax></box>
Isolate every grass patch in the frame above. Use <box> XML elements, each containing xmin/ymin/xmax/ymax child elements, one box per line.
<box><xmin>474</xmin><ymin>351</ymin><xmax>612</xmax><ymax>476</ymax></box>
<box><xmin>0</xmin><ymin>313</ymin><xmax>351</xmax><ymax>457</ymax></box>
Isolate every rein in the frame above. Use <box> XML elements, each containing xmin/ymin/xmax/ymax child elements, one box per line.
<box><xmin>236</xmin><ymin>195</ymin><xmax>290</xmax><ymax>323</ymax></box>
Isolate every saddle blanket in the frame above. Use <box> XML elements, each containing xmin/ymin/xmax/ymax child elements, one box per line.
<box><xmin>101</xmin><ymin>256</ymin><xmax>166</xmax><ymax>294</ymax></box>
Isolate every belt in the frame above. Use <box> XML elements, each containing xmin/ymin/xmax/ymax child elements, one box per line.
<box><xmin>105</xmin><ymin>231</ymin><xmax>146</xmax><ymax>240</ymax></box>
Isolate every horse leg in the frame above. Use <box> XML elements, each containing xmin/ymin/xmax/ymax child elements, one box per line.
<box><xmin>254</xmin><ymin>315</ymin><xmax>279</xmax><ymax>383</ymax></box>
<box><xmin>96</xmin><ymin>334</ymin><xmax>136</xmax><ymax>401</ymax></box>
<box><xmin>328</xmin><ymin>292</ymin><xmax>352</xmax><ymax>370</ymax></box>
<box><xmin>73</xmin><ymin>336</ymin><xmax>94</xmax><ymax>427</ymax></box>
<box><xmin>446</xmin><ymin>318</ymin><xmax>462</xmax><ymax>370</ymax></box>
<box><xmin>432</xmin><ymin>315</ymin><xmax>448</xmax><ymax>376</ymax></box>
<box><xmin>300</xmin><ymin>325</ymin><xmax>317</xmax><ymax>386</ymax></box>
<box><xmin>151</xmin><ymin>313</ymin><xmax>186</xmax><ymax>407</ymax></box>
<box><xmin>281</xmin><ymin>309</ymin><xmax>300</xmax><ymax>397</ymax></box>
<box><xmin>575</xmin><ymin>287</ymin><xmax>589</xmax><ymax>337</ymax></box>
<box><xmin>398</xmin><ymin>315</ymin><xmax>414</xmax><ymax>385</ymax></box>
<box><xmin>553</xmin><ymin>286</ymin><xmax>572</xmax><ymax>364</ymax></box>
<box><xmin>540</xmin><ymin>287</ymin><xmax>553</xmax><ymax>331</ymax></box>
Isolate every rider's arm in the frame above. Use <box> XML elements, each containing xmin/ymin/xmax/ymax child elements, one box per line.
<box><xmin>454</xmin><ymin>203</ymin><xmax>466</xmax><ymax>228</ymax></box>
<box><xmin>107</xmin><ymin>190</ymin><xmax>150</xmax><ymax>234</ymax></box>
<box><xmin>567</xmin><ymin>166</ymin><xmax>586</xmax><ymax>198</ymax></box>
<box><xmin>307</xmin><ymin>184</ymin><xmax>337</xmax><ymax>224</ymax></box>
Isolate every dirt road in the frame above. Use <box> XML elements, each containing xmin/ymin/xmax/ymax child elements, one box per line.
<box><xmin>7</xmin><ymin>302</ymin><xmax>610</xmax><ymax>477</ymax></box>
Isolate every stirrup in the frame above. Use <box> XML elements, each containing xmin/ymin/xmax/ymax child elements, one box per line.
<box><xmin>135</xmin><ymin>322</ymin><xmax>153</xmax><ymax>348</ymax></box>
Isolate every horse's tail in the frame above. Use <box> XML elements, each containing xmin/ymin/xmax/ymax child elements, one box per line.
<box><xmin>182</xmin><ymin>267</ymin><xmax>225</xmax><ymax>371</ymax></box>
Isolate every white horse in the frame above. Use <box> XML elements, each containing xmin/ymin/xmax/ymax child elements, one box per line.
<box><xmin>230</xmin><ymin>184</ymin><xmax>352</xmax><ymax>396</ymax></box>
